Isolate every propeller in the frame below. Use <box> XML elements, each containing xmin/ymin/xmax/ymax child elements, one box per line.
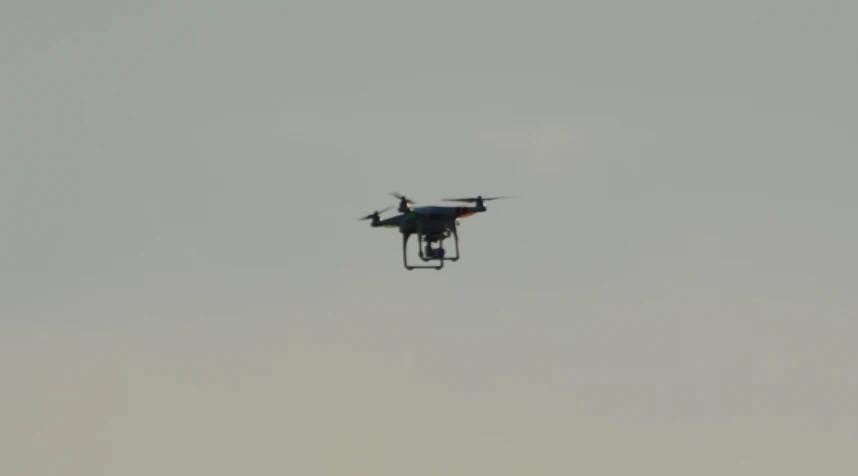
<box><xmin>390</xmin><ymin>192</ymin><xmax>416</xmax><ymax>205</ymax></box>
<box><xmin>358</xmin><ymin>206</ymin><xmax>393</xmax><ymax>220</ymax></box>
<box><xmin>441</xmin><ymin>195</ymin><xmax>513</xmax><ymax>203</ymax></box>
<box><xmin>391</xmin><ymin>192</ymin><xmax>416</xmax><ymax>212</ymax></box>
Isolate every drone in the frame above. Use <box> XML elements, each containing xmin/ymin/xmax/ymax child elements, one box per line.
<box><xmin>360</xmin><ymin>192</ymin><xmax>512</xmax><ymax>270</ymax></box>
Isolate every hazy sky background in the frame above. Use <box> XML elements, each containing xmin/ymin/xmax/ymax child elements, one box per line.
<box><xmin>2</xmin><ymin>1</ymin><xmax>857</xmax><ymax>474</ymax></box>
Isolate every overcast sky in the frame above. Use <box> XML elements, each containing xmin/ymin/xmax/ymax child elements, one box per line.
<box><xmin>2</xmin><ymin>1</ymin><xmax>857</xmax><ymax>474</ymax></box>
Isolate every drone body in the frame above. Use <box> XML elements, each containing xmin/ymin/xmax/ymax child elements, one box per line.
<box><xmin>360</xmin><ymin>193</ymin><xmax>511</xmax><ymax>270</ymax></box>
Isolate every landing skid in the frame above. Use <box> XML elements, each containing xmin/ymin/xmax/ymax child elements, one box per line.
<box><xmin>402</xmin><ymin>230</ymin><xmax>460</xmax><ymax>270</ymax></box>
<box><xmin>402</xmin><ymin>233</ymin><xmax>441</xmax><ymax>270</ymax></box>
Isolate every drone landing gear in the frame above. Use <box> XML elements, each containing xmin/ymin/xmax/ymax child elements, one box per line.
<box><xmin>448</xmin><ymin>227</ymin><xmax>461</xmax><ymax>262</ymax></box>
<box><xmin>401</xmin><ymin>228</ymin><xmax>461</xmax><ymax>270</ymax></box>
<box><xmin>402</xmin><ymin>233</ymin><xmax>442</xmax><ymax>270</ymax></box>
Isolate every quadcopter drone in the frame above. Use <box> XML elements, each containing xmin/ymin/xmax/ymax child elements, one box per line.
<box><xmin>360</xmin><ymin>193</ymin><xmax>512</xmax><ymax>270</ymax></box>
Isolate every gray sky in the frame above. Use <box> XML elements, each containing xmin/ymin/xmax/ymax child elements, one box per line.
<box><xmin>2</xmin><ymin>1</ymin><xmax>857</xmax><ymax>474</ymax></box>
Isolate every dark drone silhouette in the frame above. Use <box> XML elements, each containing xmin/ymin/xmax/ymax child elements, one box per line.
<box><xmin>360</xmin><ymin>193</ymin><xmax>513</xmax><ymax>270</ymax></box>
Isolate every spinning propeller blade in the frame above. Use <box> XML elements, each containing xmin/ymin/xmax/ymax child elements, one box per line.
<box><xmin>442</xmin><ymin>195</ymin><xmax>513</xmax><ymax>203</ymax></box>
<box><xmin>390</xmin><ymin>192</ymin><xmax>416</xmax><ymax>205</ymax></box>
<box><xmin>358</xmin><ymin>206</ymin><xmax>393</xmax><ymax>220</ymax></box>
